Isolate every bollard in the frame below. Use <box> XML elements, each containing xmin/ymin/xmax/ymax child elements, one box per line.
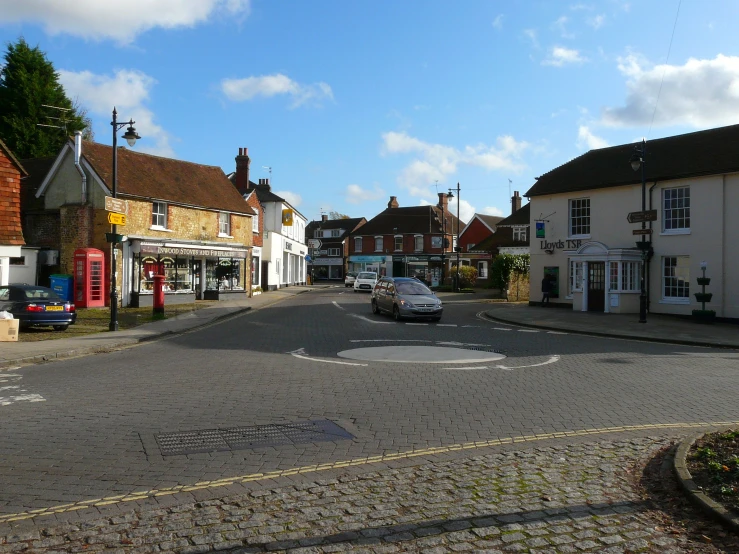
<box><xmin>153</xmin><ymin>274</ymin><xmax>165</xmax><ymax>314</ymax></box>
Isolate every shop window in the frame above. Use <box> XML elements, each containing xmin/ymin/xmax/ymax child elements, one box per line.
<box><xmin>414</xmin><ymin>235</ymin><xmax>423</xmax><ymax>251</ymax></box>
<box><xmin>394</xmin><ymin>235</ymin><xmax>403</xmax><ymax>251</ymax></box>
<box><xmin>354</xmin><ymin>237</ymin><xmax>362</xmax><ymax>252</ymax></box>
<box><xmin>662</xmin><ymin>256</ymin><xmax>690</xmax><ymax>301</ymax></box>
<box><xmin>374</xmin><ymin>237</ymin><xmax>383</xmax><ymax>252</ymax></box>
<box><xmin>569</xmin><ymin>198</ymin><xmax>590</xmax><ymax>237</ymax></box>
<box><xmin>152</xmin><ymin>202</ymin><xmax>168</xmax><ymax>228</ymax></box>
<box><xmin>478</xmin><ymin>261</ymin><xmax>488</xmax><ymax>278</ymax></box>
<box><xmin>609</xmin><ymin>261</ymin><xmax>640</xmax><ymax>292</ymax></box>
<box><xmin>568</xmin><ymin>260</ymin><xmax>583</xmax><ymax>295</ymax></box>
<box><xmin>513</xmin><ymin>227</ymin><xmax>527</xmax><ymax>241</ymax></box>
<box><xmin>219</xmin><ymin>212</ymin><xmax>231</xmax><ymax>236</ymax></box>
<box><xmin>663</xmin><ymin>186</ymin><xmax>690</xmax><ymax>232</ymax></box>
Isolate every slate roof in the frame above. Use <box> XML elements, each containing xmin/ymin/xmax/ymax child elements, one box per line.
<box><xmin>470</xmin><ymin>204</ymin><xmax>530</xmax><ymax>253</ymax></box>
<box><xmin>80</xmin><ymin>141</ymin><xmax>252</xmax><ymax>214</ymax></box>
<box><xmin>526</xmin><ymin>123</ymin><xmax>739</xmax><ymax>198</ymax></box>
<box><xmin>227</xmin><ymin>172</ymin><xmax>287</xmax><ymax>204</ymax></box>
<box><xmin>495</xmin><ymin>203</ymin><xmax>530</xmax><ymax>227</ymax></box>
<box><xmin>350</xmin><ymin>206</ymin><xmax>463</xmax><ymax>236</ymax></box>
<box><xmin>306</xmin><ymin>217</ymin><xmax>366</xmax><ymax>233</ymax></box>
<box><xmin>476</xmin><ymin>214</ymin><xmax>504</xmax><ymax>229</ymax></box>
<box><xmin>19</xmin><ymin>156</ymin><xmax>55</xmax><ymax>212</ymax></box>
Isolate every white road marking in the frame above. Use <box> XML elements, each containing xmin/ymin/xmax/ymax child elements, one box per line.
<box><xmin>436</xmin><ymin>324</ymin><xmax>457</xmax><ymax>327</ymax></box>
<box><xmin>405</xmin><ymin>323</ymin><xmax>428</xmax><ymax>326</ymax></box>
<box><xmin>332</xmin><ymin>301</ymin><xmax>345</xmax><ymax>310</ymax></box>
<box><xmin>436</xmin><ymin>341</ymin><xmax>488</xmax><ymax>347</ymax></box>
<box><xmin>442</xmin><ymin>366</ymin><xmax>489</xmax><ymax>370</ymax></box>
<box><xmin>288</xmin><ymin>348</ymin><xmax>368</xmax><ymax>367</ymax></box>
<box><xmin>350</xmin><ymin>339</ymin><xmax>433</xmax><ymax>343</ymax></box>
<box><xmin>547</xmin><ymin>331</ymin><xmax>568</xmax><ymax>335</ymax></box>
<box><xmin>0</xmin><ymin>374</ymin><xmax>45</xmax><ymax>407</ymax></box>
<box><xmin>495</xmin><ymin>355</ymin><xmax>560</xmax><ymax>370</ymax></box>
<box><xmin>518</xmin><ymin>329</ymin><xmax>540</xmax><ymax>333</ymax></box>
<box><xmin>348</xmin><ymin>314</ymin><xmax>394</xmax><ymax>325</ymax></box>
<box><xmin>494</xmin><ymin>327</ymin><xmax>512</xmax><ymax>331</ymax></box>
<box><xmin>461</xmin><ymin>325</ymin><xmax>478</xmax><ymax>328</ymax></box>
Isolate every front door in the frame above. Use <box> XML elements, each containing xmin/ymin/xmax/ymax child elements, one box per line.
<box><xmin>587</xmin><ymin>262</ymin><xmax>605</xmax><ymax>312</ymax></box>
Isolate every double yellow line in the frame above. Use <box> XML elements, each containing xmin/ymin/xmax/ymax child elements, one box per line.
<box><xmin>2</xmin><ymin>420</ymin><xmax>737</xmax><ymax>523</ymax></box>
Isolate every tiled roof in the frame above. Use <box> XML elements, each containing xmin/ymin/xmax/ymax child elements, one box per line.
<box><xmin>496</xmin><ymin>203</ymin><xmax>530</xmax><ymax>227</ymax></box>
<box><xmin>81</xmin><ymin>141</ymin><xmax>251</xmax><ymax>214</ymax></box>
<box><xmin>476</xmin><ymin>214</ymin><xmax>504</xmax><ymax>229</ymax></box>
<box><xmin>19</xmin><ymin>156</ymin><xmax>55</xmax><ymax>212</ymax></box>
<box><xmin>351</xmin><ymin>206</ymin><xmax>463</xmax><ymax>236</ymax></box>
<box><xmin>0</xmin><ymin>139</ymin><xmax>26</xmax><ymax>176</ymax></box>
<box><xmin>526</xmin><ymin>123</ymin><xmax>739</xmax><ymax>198</ymax></box>
<box><xmin>306</xmin><ymin>217</ymin><xmax>366</xmax><ymax>233</ymax></box>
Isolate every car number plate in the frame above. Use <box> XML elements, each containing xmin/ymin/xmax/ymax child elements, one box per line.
<box><xmin>45</xmin><ymin>306</ymin><xmax>63</xmax><ymax>311</ymax></box>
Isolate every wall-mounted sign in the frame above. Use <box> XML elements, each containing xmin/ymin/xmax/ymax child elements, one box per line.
<box><xmin>535</xmin><ymin>221</ymin><xmax>545</xmax><ymax>239</ymax></box>
<box><xmin>282</xmin><ymin>209</ymin><xmax>294</xmax><ymax>226</ymax></box>
<box><xmin>139</xmin><ymin>243</ymin><xmax>247</xmax><ymax>259</ymax></box>
<box><xmin>539</xmin><ymin>239</ymin><xmax>582</xmax><ymax>251</ymax></box>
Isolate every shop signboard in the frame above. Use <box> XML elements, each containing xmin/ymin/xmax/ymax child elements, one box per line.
<box><xmin>139</xmin><ymin>243</ymin><xmax>247</xmax><ymax>259</ymax></box>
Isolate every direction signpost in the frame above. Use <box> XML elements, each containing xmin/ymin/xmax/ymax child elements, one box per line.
<box><xmin>633</xmin><ymin>228</ymin><xmax>653</xmax><ymax>235</ymax></box>
<box><xmin>626</xmin><ymin>210</ymin><xmax>657</xmax><ymax>224</ymax></box>
<box><xmin>107</xmin><ymin>212</ymin><xmax>126</xmax><ymax>226</ymax></box>
<box><xmin>105</xmin><ymin>196</ymin><xmax>127</xmax><ymax>214</ymax></box>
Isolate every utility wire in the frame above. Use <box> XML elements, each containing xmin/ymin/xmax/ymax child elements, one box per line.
<box><xmin>648</xmin><ymin>0</ymin><xmax>682</xmax><ymax>138</ymax></box>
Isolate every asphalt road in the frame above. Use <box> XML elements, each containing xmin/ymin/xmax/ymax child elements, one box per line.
<box><xmin>1</xmin><ymin>287</ymin><xmax>738</xmax><ymax>516</ymax></box>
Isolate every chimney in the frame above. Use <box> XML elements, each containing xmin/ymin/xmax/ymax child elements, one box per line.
<box><xmin>437</xmin><ymin>192</ymin><xmax>448</xmax><ymax>213</ymax></box>
<box><xmin>388</xmin><ymin>196</ymin><xmax>399</xmax><ymax>209</ymax></box>
<box><xmin>321</xmin><ymin>214</ymin><xmax>328</xmax><ymax>222</ymax></box>
<box><xmin>511</xmin><ymin>190</ymin><xmax>521</xmax><ymax>215</ymax></box>
<box><xmin>233</xmin><ymin>147</ymin><xmax>251</xmax><ymax>195</ymax></box>
<box><xmin>258</xmin><ymin>177</ymin><xmax>271</xmax><ymax>190</ymax></box>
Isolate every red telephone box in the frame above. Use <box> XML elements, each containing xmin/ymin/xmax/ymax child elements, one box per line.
<box><xmin>74</xmin><ymin>248</ymin><xmax>105</xmax><ymax>308</ymax></box>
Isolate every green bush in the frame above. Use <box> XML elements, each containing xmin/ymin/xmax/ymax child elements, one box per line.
<box><xmin>491</xmin><ymin>254</ymin><xmax>530</xmax><ymax>291</ymax></box>
<box><xmin>450</xmin><ymin>265</ymin><xmax>478</xmax><ymax>288</ymax></box>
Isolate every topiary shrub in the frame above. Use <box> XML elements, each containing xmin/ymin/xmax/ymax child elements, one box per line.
<box><xmin>450</xmin><ymin>265</ymin><xmax>478</xmax><ymax>288</ymax></box>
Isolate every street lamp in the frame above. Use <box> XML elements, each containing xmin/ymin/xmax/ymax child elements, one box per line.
<box><xmin>630</xmin><ymin>139</ymin><xmax>648</xmax><ymax>324</ymax></box>
<box><xmin>448</xmin><ymin>183</ymin><xmax>461</xmax><ymax>292</ymax></box>
<box><xmin>109</xmin><ymin>107</ymin><xmax>140</xmax><ymax>331</ymax></box>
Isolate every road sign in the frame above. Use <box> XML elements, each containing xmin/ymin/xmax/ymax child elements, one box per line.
<box><xmin>308</xmin><ymin>238</ymin><xmax>321</xmax><ymax>249</ymax></box>
<box><xmin>105</xmin><ymin>196</ymin><xmax>127</xmax><ymax>214</ymax></box>
<box><xmin>633</xmin><ymin>228</ymin><xmax>653</xmax><ymax>235</ymax></box>
<box><xmin>627</xmin><ymin>210</ymin><xmax>657</xmax><ymax>224</ymax></box>
<box><xmin>107</xmin><ymin>212</ymin><xmax>126</xmax><ymax>225</ymax></box>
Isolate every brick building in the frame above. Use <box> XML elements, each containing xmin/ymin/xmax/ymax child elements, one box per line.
<box><xmin>305</xmin><ymin>215</ymin><xmax>366</xmax><ymax>281</ymax></box>
<box><xmin>348</xmin><ymin>194</ymin><xmax>462</xmax><ymax>286</ymax></box>
<box><xmin>229</xmin><ymin>148</ymin><xmax>264</xmax><ymax>291</ymax></box>
<box><xmin>0</xmin><ymin>139</ymin><xmax>26</xmax><ymax>285</ymax></box>
<box><xmin>29</xmin><ymin>133</ymin><xmax>253</xmax><ymax>307</ymax></box>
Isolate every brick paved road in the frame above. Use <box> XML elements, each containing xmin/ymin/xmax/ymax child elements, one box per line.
<box><xmin>1</xmin><ymin>288</ymin><xmax>738</xmax><ymax>551</ymax></box>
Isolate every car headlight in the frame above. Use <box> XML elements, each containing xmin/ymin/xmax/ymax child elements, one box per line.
<box><xmin>399</xmin><ymin>299</ymin><xmax>415</xmax><ymax>308</ymax></box>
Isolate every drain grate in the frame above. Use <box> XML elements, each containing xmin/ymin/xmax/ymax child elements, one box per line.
<box><xmin>155</xmin><ymin>419</ymin><xmax>353</xmax><ymax>456</ymax></box>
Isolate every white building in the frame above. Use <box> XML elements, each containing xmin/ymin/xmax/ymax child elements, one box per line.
<box><xmin>526</xmin><ymin>124</ymin><xmax>739</xmax><ymax>319</ymax></box>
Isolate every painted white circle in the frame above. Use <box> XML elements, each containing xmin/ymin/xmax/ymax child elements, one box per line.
<box><xmin>336</xmin><ymin>346</ymin><xmax>506</xmax><ymax>364</ymax></box>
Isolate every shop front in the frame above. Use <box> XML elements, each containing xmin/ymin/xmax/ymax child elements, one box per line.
<box><xmin>310</xmin><ymin>257</ymin><xmax>343</xmax><ymax>280</ymax></box>
<box><xmin>348</xmin><ymin>255</ymin><xmax>388</xmax><ymax>276</ymax></box>
<box><xmin>391</xmin><ymin>255</ymin><xmax>444</xmax><ymax>286</ymax></box>
<box><xmin>127</xmin><ymin>240</ymin><xmax>249</xmax><ymax>307</ymax></box>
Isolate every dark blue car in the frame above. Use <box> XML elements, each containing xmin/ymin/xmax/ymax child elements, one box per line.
<box><xmin>0</xmin><ymin>284</ymin><xmax>77</xmax><ymax>331</ymax></box>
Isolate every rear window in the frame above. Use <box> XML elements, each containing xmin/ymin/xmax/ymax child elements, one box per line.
<box><xmin>358</xmin><ymin>272</ymin><xmax>377</xmax><ymax>279</ymax></box>
<box><xmin>21</xmin><ymin>287</ymin><xmax>62</xmax><ymax>301</ymax></box>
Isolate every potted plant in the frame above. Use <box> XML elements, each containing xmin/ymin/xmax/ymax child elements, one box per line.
<box><xmin>692</xmin><ymin>261</ymin><xmax>716</xmax><ymax>323</ymax></box>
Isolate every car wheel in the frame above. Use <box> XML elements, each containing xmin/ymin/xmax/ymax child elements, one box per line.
<box><xmin>53</xmin><ymin>325</ymin><xmax>69</xmax><ymax>331</ymax></box>
<box><xmin>371</xmin><ymin>300</ymin><xmax>380</xmax><ymax>314</ymax></box>
<box><xmin>393</xmin><ymin>305</ymin><xmax>401</xmax><ymax>321</ymax></box>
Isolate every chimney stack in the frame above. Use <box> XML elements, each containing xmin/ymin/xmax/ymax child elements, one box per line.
<box><xmin>321</xmin><ymin>214</ymin><xmax>328</xmax><ymax>222</ymax></box>
<box><xmin>233</xmin><ymin>147</ymin><xmax>251</xmax><ymax>195</ymax></box>
<box><xmin>388</xmin><ymin>196</ymin><xmax>399</xmax><ymax>209</ymax></box>
<box><xmin>258</xmin><ymin>177</ymin><xmax>271</xmax><ymax>190</ymax></box>
<box><xmin>511</xmin><ymin>190</ymin><xmax>521</xmax><ymax>215</ymax></box>
<box><xmin>437</xmin><ymin>192</ymin><xmax>448</xmax><ymax>213</ymax></box>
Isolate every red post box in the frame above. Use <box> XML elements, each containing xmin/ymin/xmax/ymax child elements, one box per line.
<box><xmin>73</xmin><ymin>248</ymin><xmax>105</xmax><ymax>308</ymax></box>
<box><xmin>153</xmin><ymin>274</ymin><xmax>165</xmax><ymax>314</ymax></box>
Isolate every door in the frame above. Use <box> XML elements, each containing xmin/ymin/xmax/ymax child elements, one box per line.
<box><xmin>587</xmin><ymin>262</ymin><xmax>605</xmax><ymax>312</ymax></box>
<box><xmin>261</xmin><ymin>261</ymin><xmax>269</xmax><ymax>290</ymax></box>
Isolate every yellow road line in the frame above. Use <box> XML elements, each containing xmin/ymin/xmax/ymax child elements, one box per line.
<box><xmin>2</xmin><ymin>420</ymin><xmax>737</xmax><ymax>524</ymax></box>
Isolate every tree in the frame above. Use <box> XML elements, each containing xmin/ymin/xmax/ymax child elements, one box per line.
<box><xmin>329</xmin><ymin>211</ymin><xmax>350</xmax><ymax>220</ymax></box>
<box><xmin>0</xmin><ymin>38</ymin><xmax>88</xmax><ymax>159</ymax></box>
<box><xmin>491</xmin><ymin>253</ymin><xmax>530</xmax><ymax>291</ymax></box>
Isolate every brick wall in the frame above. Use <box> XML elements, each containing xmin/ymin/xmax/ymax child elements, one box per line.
<box><xmin>59</xmin><ymin>205</ymin><xmax>94</xmax><ymax>273</ymax></box>
<box><xmin>0</xmin><ymin>150</ymin><xmax>25</xmax><ymax>246</ymax></box>
<box><xmin>244</xmin><ymin>193</ymin><xmax>263</xmax><ymax>247</ymax></box>
<box><xmin>23</xmin><ymin>212</ymin><xmax>60</xmax><ymax>248</ymax></box>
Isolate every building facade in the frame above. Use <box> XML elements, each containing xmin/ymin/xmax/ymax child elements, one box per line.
<box><xmin>0</xmin><ymin>139</ymin><xmax>26</xmax><ymax>286</ymax></box>
<box><xmin>32</xmin><ymin>134</ymin><xmax>253</xmax><ymax>307</ymax></box>
<box><xmin>525</xmin><ymin>124</ymin><xmax>739</xmax><ymax>319</ymax></box>
<box><xmin>305</xmin><ymin>215</ymin><xmax>366</xmax><ymax>280</ymax></box>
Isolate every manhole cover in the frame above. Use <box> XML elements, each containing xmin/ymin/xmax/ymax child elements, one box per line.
<box><xmin>336</xmin><ymin>345</ymin><xmax>506</xmax><ymax>364</ymax></box>
<box><xmin>156</xmin><ymin>419</ymin><xmax>353</xmax><ymax>456</ymax></box>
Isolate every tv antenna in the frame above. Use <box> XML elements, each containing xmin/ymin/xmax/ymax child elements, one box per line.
<box><xmin>262</xmin><ymin>165</ymin><xmax>272</xmax><ymax>183</ymax></box>
<box><xmin>37</xmin><ymin>104</ymin><xmax>73</xmax><ymax>133</ymax></box>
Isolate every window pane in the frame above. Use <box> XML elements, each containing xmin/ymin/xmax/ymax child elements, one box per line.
<box><xmin>663</xmin><ymin>187</ymin><xmax>690</xmax><ymax>231</ymax></box>
<box><xmin>569</xmin><ymin>198</ymin><xmax>590</xmax><ymax>236</ymax></box>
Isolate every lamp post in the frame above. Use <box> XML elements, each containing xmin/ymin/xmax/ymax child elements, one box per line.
<box><xmin>441</xmin><ymin>196</ymin><xmax>447</xmax><ymax>285</ymax></box>
<box><xmin>109</xmin><ymin>107</ymin><xmax>140</xmax><ymax>331</ymax></box>
<box><xmin>630</xmin><ymin>139</ymin><xmax>648</xmax><ymax>324</ymax></box>
<box><xmin>448</xmin><ymin>183</ymin><xmax>461</xmax><ymax>292</ymax></box>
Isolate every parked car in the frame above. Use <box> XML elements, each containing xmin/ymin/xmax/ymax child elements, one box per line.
<box><xmin>0</xmin><ymin>284</ymin><xmax>77</xmax><ymax>331</ymax></box>
<box><xmin>353</xmin><ymin>271</ymin><xmax>378</xmax><ymax>292</ymax></box>
<box><xmin>370</xmin><ymin>277</ymin><xmax>443</xmax><ymax>321</ymax></box>
<box><xmin>344</xmin><ymin>271</ymin><xmax>357</xmax><ymax>287</ymax></box>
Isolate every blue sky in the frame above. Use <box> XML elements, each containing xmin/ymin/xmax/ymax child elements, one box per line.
<box><xmin>2</xmin><ymin>0</ymin><xmax>739</xmax><ymax>223</ymax></box>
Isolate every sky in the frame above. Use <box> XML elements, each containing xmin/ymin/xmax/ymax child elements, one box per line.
<box><xmin>2</xmin><ymin>0</ymin><xmax>739</xmax><ymax>224</ymax></box>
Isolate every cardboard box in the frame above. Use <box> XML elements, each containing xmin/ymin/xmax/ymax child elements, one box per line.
<box><xmin>0</xmin><ymin>319</ymin><xmax>19</xmax><ymax>342</ymax></box>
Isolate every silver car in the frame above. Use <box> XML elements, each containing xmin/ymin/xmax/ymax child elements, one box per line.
<box><xmin>370</xmin><ymin>277</ymin><xmax>443</xmax><ymax>321</ymax></box>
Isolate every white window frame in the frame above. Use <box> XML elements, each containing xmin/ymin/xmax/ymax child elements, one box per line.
<box><xmin>662</xmin><ymin>186</ymin><xmax>690</xmax><ymax>234</ymax></box>
<box><xmin>152</xmin><ymin>202</ymin><xmax>168</xmax><ymax>229</ymax></box>
<box><xmin>252</xmin><ymin>211</ymin><xmax>259</xmax><ymax>233</ymax></box>
<box><xmin>661</xmin><ymin>256</ymin><xmax>690</xmax><ymax>304</ymax></box>
<box><xmin>414</xmin><ymin>235</ymin><xmax>423</xmax><ymax>252</ymax></box>
<box><xmin>568</xmin><ymin>259</ymin><xmax>583</xmax><ymax>297</ymax></box>
<box><xmin>328</xmin><ymin>248</ymin><xmax>341</xmax><ymax>257</ymax></box>
<box><xmin>608</xmin><ymin>261</ymin><xmax>640</xmax><ymax>292</ymax></box>
<box><xmin>354</xmin><ymin>237</ymin><xmax>362</xmax><ymax>252</ymax></box>
<box><xmin>513</xmin><ymin>227</ymin><xmax>527</xmax><ymax>241</ymax></box>
<box><xmin>477</xmin><ymin>261</ymin><xmax>488</xmax><ymax>278</ymax></box>
<box><xmin>331</xmin><ymin>229</ymin><xmax>341</xmax><ymax>237</ymax></box>
<box><xmin>394</xmin><ymin>235</ymin><xmax>403</xmax><ymax>251</ymax></box>
<box><xmin>568</xmin><ymin>198</ymin><xmax>590</xmax><ymax>238</ymax></box>
<box><xmin>219</xmin><ymin>212</ymin><xmax>231</xmax><ymax>237</ymax></box>
<box><xmin>374</xmin><ymin>236</ymin><xmax>383</xmax><ymax>252</ymax></box>
<box><xmin>314</xmin><ymin>230</ymin><xmax>321</xmax><ymax>238</ymax></box>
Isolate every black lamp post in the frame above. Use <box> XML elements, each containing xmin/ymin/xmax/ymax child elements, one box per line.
<box><xmin>448</xmin><ymin>183</ymin><xmax>461</xmax><ymax>292</ymax></box>
<box><xmin>441</xmin><ymin>196</ymin><xmax>447</xmax><ymax>285</ymax></box>
<box><xmin>630</xmin><ymin>139</ymin><xmax>648</xmax><ymax>324</ymax></box>
<box><xmin>109</xmin><ymin>107</ymin><xmax>140</xmax><ymax>331</ymax></box>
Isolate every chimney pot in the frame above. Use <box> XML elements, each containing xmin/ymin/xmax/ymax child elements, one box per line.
<box><xmin>322</xmin><ymin>214</ymin><xmax>328</xmax><ymax>222</ymax></box>
<box><xmin>388</xmin><ymin>196</ymin><xmax>399</xmax><ymax>209</ymax></box>
<box><xmin>511</xmin><ymin>190</ymin><xmax>522</xmax><ymax>215</ymax></box>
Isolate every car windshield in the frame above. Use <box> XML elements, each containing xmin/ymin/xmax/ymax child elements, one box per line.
<box><xmin>358</xmin><ymin>272</ymin><xmax>377</xmax><ymax>280</ymax></box>
<box><xmin>396</xmin><ymin>282</ymin><xmax>432</xmax><ymax>295</ymax></box>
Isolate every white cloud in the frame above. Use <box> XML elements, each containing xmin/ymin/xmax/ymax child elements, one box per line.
<box><xmin>523</xmin><ymin>29</ymin><xmax>539</xmax><ymax>49</ymax></box>
<box><xmin>492</xmin><ymin>14</ymin><xmax>503</xmax><ymax>30</ymax></box>
<box><xmin>58</xmin><ymin>69</ymin><xmax>174</xmax><ymax>157</ymax></box>
<box><xmin>275</xmin><ymin>191</ymin><xmax>302</xmax><ymax>208</ymax></box>
<box><xmin>381</xmin><ymin>131</ymin><xmax>529</xmax><ymax>200</ymax></box>
<box><xmin>552</xmin><ymin>16</ymin><xmax>575</xmax><ymax>39</ymax></box>
<box><xmin>576</xmin><ymin>125</ymin><xmax>609</xmax><ymax>150</ymax></box>
<box><xmin>448</xmin><ymin>198</ymin><xmax>476</xmax><ymax>223</ymax></box>
<box><xmin>542</xmin><ymin>46</ymin><xmax>587</xmax><ymax>67</ymax></box>
<box><xmin>586</xmin><ymin>14</ymin><xmax>605</xmax><ymax>29</ymax></box>
<box><xmin>345</xmin><ymin>184</ymin><xmax>385</xmax><ymax>205</ymax></box>
<box><xmin>0</xmin><ymin>0</ymin><xmax>249</xmax><ymax>44</ymax></box>
<box><xmin>602</xmin><ymin>54</ymin><xmax>739</xmax><ymax>128</ymax></box>
<box><xmin>220</xmin><ymin>73</ymin><xmax>333</xmax><ymax>108</ymax></box>
<box><xmin>482</xmin><ymin>206</ymin><xmax>505</xmax><ymax>217</ymax></box>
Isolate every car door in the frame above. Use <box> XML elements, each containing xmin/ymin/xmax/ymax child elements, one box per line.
<box><xmin>382</xmin><ymin>281</ymin><xmax>395</xmax><ymax>312</ymax></box>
